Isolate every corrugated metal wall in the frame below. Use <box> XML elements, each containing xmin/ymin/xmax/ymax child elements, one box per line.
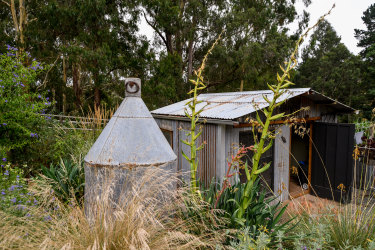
<box><xmin>197</xmin><ymin>124</ymin><xmax>217</xmax><ymax>188</ymax></box>
<box><xmin>155</xmin><ymin>118</ymin><xmax>218</xmax><ymax>187</ymax></box>
<box><xmin>178</xmin><ymin>121</ymin><xmax>192</xmax><ymax>181</ymax></box>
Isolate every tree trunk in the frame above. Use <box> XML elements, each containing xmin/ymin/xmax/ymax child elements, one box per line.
<box><xmin>166</xmin><ymin>33</ymin><xmax>173</xmax><ymax>54</ymax></box>
<box><xmin>175</xmin><ymin>0</ymin><xmax>185</xmax><ymax>58</ymax></box>
<box><xmin>187</xmin><ymin>39</ymin><xmax>194</xmax><ymax>79</ymax></box>
<box><xmin>18</xmin><ymin>0</ymin><xmax>25</xmax><ymax>50</ymax></box>
<box><xmin>62</xmin><ymin>93</ymin><xmax>66</xmax><ymax>115</ymax></box>
<box><xmin>240</xmin><ymin>65</ymin><xmax>245</xmax><ymax>91</ymax></box>
<box><xmin>9</xmin><ymin>0</ymin><xmax>26</xmax><ymax>53</ymax></box>
<box><xmin>72</xmin><ymin>63</ymin><xmax>82</xmax><ymax>109</ymax></box>
<box><xmin>94</xmin><ymin>86</ymin><xmax>100</xmax><ymax>110</ymax></box>
<box><xmin>187</xmin><ymin>15</ymin><xmax>197</xmax><ymax>79</ymax></box>
<box><xmin>52</xmin><ymin>88</ymin><xmax>56</xmax><ymax>110</ymax></box>
<box><xmin>62</xmin><ymin>55</ymin><xmax>67</xmax><ymax>114</ymax></box>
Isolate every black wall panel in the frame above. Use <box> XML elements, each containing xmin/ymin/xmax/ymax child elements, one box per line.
<box><xmin>311</xmin><ymin>122</ymin><xmax>355</xmax><ymax>202</ymax></box>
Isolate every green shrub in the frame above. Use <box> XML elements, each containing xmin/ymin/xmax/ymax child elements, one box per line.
<box><xmin>0</xmin><ymin>45</ymin><xmax>49</xmax><ymax>159</ymax></box>
<box><xmin>41</xmin><ymin>157</ymin><xmax>85</xmax><ymax>203</ymax></box>
<box><xmin>205</xmin><ymin>177</ymin><xmax>295</xmax><ymax>246</ymax></box>
<box><xmin>11</xmin><ymin>118</ymin><xmax>98</xmax><ymax>176</ymax></box>
<box><xmin>0</xmin><ymin>163</ymin><xmax>34</xmax><ymax>216</ymax></box>
<box><xmin>290</xmin><ymin>204</ymin><xmax>375</xmax><ymax>249</ymax></box>
<box><xmin>230</xmin><ymin>227</ymin><xmax>271</xmax><ymax>250</ymax></box>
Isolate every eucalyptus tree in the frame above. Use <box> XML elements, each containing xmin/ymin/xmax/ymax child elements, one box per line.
<box><xmin>202</xmin><ymin>0</ymin><xmax>309</xmax><ymax>93</ymax></box>
<box><xmin>141</xmin><ymin>0</ymin><xmax>310</xmax><ymax>108</ymax></box>
<box><xmin>27</xmin><ymin>0</ymin><xmax>150</xmax><ymax>111</ymax></box>
<box><xmin>0</xmin><ymin>0</ymin><xmax>150</xmax><ymax>112</ymax></box>
<box><xmin>140</xmin><ymin>0</ymin><xmax>227</xmax><ymax>107</ymax></box>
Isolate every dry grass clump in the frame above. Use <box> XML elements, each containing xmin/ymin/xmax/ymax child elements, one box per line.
<box><xmin>0</xmin><ymin>168</ymin><xmax>229</xmax><ymax>249</ymax></box>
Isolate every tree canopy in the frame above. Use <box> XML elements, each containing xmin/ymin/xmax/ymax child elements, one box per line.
<box><xmin>0</xmin><ymin>0</ymin><xmax>372</xmax><ymax>118</ymax></box>
<box><xmin>294</xmin><ymin>20</ymin><xmax>363</xmax><ymax>119</ymax></box>
<box><xmin>355</xmin><ymin>3</ymin><xmax>375</xmax><ymax>117</ymax></box>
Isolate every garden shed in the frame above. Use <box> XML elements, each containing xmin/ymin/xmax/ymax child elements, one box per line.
<box><xmin>151</xmin><ymin>88</ymin><xmax>355</xmax><ymax>202</ymax></box>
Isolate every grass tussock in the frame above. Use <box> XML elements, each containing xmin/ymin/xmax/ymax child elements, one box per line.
<box><xmin>285</xmin><ymin>157</ymin><xmax>375</xmax><ymax>249</ymax></box>
<box><xmin>0</xmin><ymin>168</ymin><xmax>229</xmax><ymax>249</ymax></box>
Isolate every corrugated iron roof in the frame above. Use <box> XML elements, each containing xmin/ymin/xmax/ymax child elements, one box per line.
<box><xmin>151</xmin><ymin>88</ymin><xmax>354</xmax><ymax>120</ymax></box>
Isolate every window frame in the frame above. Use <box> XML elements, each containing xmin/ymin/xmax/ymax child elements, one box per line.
<box><xmin>161</xmin><ymin>128</ymin><xmax>173</xmax><ymax>148</ymax></box>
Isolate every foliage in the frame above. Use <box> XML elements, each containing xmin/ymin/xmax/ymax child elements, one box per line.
<box><xmin>355</xmin><ymin>114</ymin><xmax>375</xmax><ymax>160</ymax></box>
<box><xmin>9</xmin><ymin>107</ymin><xmax>106</xmax><ymax>175</ymax></box>
<box><xmin>206</xmin><ymin>146</ymin><xmax>294</xmax><ymax>244</ymax></box>
<box><xmin>355</xmin><ymin>118</ymin><xmax>374</xmax><ymax>135</ymax></box>
<box><xmin>0</xmin><ymin>0</ymin><xmax>150</xmax><ymax>113</ymax></box>
<box><xmin>0</xmin><ymin>0</ymin><xmax>312</xmax><ymax>115</ymax></box>
<box><xmin>141</xmin><ymin>0</ymin><xmax>309</xmax><ymax>101</ymax></box>
<box><xmin>0</xmin><ymin>163</ymin><xmax>34</xmax><ymax>216</ymax></box>
<box><xmin>207</xmin><ymin>178</ymin><xmax>295</xmax><ymax>245</ymax></box>
<box><xmin>143</xmin><ymin>53</ymin><xmax>183</xmax><ymax>109</ymax></box>
<box><xmin>291</xmin><ymin>206</ymin><xmax>375</xmax><ymax>249</ymax></box>
<box><xmin>230</xmin><ymin>227</ymin><xmax>289</xmax><ymax>250</ymax></box>
<box><xmin>355</xmin><ymin>3</ymin><xmax>375</xmax><ymax>118</ymax></box>
<box><xmin>295</xmin><ymin>20</ymin><xmax>363</xmax><ymax>120</ymax></box>
<box><xmin>0</xmin><ymin>168</ymin><xmax>227</xmax><ymax>249</ymax></box>
<box><xmin>41</xmin><ymin>157</ymin><xmax>85</xmax><ymax>203</ymax></box>
<box><xmin>0</xmin><ymin>45</ymin><xmax>48</xmax><ymax>158</ymax></box>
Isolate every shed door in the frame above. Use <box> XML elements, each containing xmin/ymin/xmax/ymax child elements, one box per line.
<box><xmin>311</xmin><ymin>122</ymin><xmax>355</xmax><ymax>202</ymax></box>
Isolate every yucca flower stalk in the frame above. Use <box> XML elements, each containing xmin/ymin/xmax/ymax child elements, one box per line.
<box><xmin>182</xmin><ymin>33</ymin><xmax>222</xmax><ymax>199</ymax></box>
<box><xmin>235</xmin><ymin>6</ymin><xmax>335</xmax><ymax>221</ymax></box>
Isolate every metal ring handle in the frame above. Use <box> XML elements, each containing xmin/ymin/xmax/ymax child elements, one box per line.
<box><xmin>125</xmin><ymin>81</ymin><xmax>140</xmax><ymax>94</ymax></box>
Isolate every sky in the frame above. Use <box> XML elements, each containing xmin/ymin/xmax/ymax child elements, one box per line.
<box><xmin>292</xmin><ymin>0</ymin><xmax>373</xmax><ymax>55</ymax></box>
<box><xmin>139</xmin><ymin>0</ymin><xmax>373</xmax><ymax>55</ymax></box>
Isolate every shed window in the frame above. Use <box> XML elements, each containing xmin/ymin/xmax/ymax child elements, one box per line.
<box><xmin>161</xmin><ymin>129</ymin><xmax>173</xmax><ymax>148</ymax></box>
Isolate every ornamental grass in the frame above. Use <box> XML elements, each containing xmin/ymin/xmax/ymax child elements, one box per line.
<box><xmin>0</xmin><ymin>167</ymin><xmax>228</xmax><ymax>249</ymax></box>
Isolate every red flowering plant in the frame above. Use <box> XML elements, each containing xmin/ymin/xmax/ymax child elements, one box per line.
<box><xmin>214</xmin><ymin>145</ymin><xmax>254</xmax><ymax>208</ymax></box>
<box><xmin>0</xmin><ymin>45</ymin><xmax>50</xmax><ymax>162</ymax></box>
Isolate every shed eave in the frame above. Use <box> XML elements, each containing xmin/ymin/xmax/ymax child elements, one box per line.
<box><xmin>152</xmin><ymin>114</ymin><xmax>238</xmax><ymax>125</ymax></box>
<box><xmin>304</xmin><ymin>90</ymin><xmax>355</xmax><ymax>113</ymax></box>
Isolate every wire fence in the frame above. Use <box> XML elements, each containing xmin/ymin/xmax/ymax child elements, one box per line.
<box><xmin>42</xmin><ymin>114</ymin><xmax>109</xmax><ymax>131</ymax></box>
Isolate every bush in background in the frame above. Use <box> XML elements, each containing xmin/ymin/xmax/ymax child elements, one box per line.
<box><xmin>0</xmin><ymin>45</ymin><xmax>49</xmax><ymax>160</ymax></box>
<box><xmin>0</xmin><ymin>162</ymin><xmax>35</xmax><ymax>216</ymax></box>
<box><xmin>13</xmin><ymin>121</ymin><xmax>96</xmax><ymax>176</ymax></box>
